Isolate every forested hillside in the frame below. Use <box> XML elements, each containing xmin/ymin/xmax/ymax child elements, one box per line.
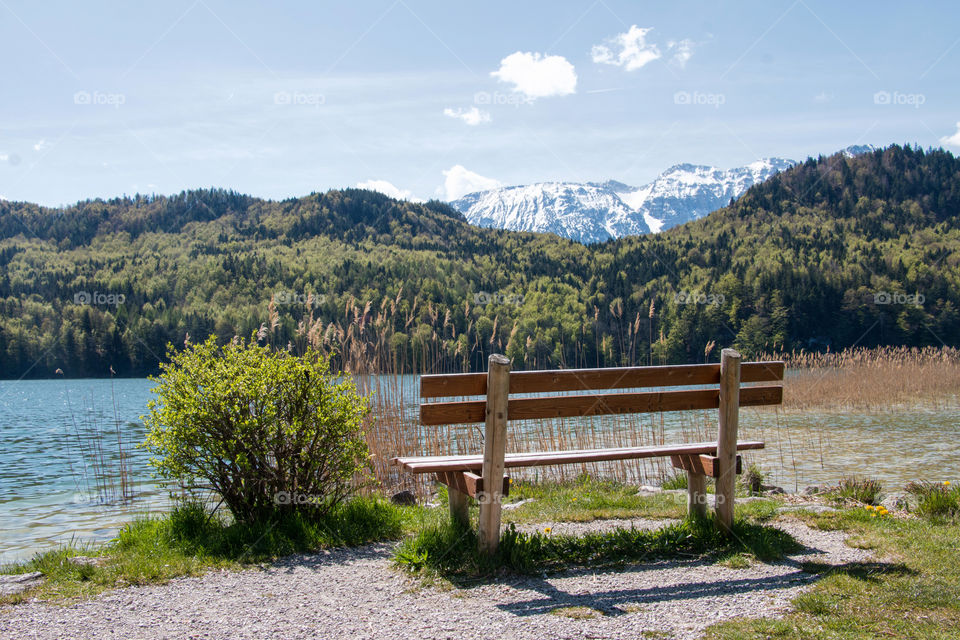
<box><xmin>1</xmin><ymin>144</ymin><xmax>958</xmax><ymax>378</ymax></box>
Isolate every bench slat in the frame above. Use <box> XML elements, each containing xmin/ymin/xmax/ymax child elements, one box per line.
<box><xmin>391</xmin><ymin>440</ymin><xmax>765</xmax><ymax>473</ymax></box>
<box><xmin>420</xmin><ymin>384</ymin><xmax>782</xmax><ymax>426</ymax></box>
<box><xmin>420</xmin><ymin>361</ymin><xmax>784</xmax><ymax>398</ymax></box>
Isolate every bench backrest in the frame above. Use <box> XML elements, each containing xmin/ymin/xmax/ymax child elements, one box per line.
<box><xmin>419</xmin><ymin>361</ymin><xmax>784</xmax><ymax>426</ymax></box>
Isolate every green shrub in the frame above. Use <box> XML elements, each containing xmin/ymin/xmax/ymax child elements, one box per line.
<box><xmin>906</xmin><ymin>481</ymin><xmax>960</xmax><ymax>520</ymax></box>
<box><xmin>143</xmin><ymin>335</ymin><xmax>372</xmax><ymax>524</ymax></box>
<box><xmin>741</xmin><ymin>464</ymin><xmax>765</xmax><ymax>495</ymax></box>
<box><xmin>826</xmin><ymin>477</ymin><xmax>883</xmax><ymax>506</ymax></box>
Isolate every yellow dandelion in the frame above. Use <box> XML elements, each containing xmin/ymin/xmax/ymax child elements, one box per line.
<box><xmin>871</xmin><ymin>512</ymin><xmax>878</xmax><ymax>517</ymax></box>
<box><xmin>945</xmin><ymin>481</ymin><xmax>951</xmax><ymax>486</ymax></box>
<box><xmin>572</xmin><ymin>497</ymin><xmax>578</xmax><ymax>502</ymax></box>
<box><xmin>865</xmin><ymin>505</ymin><xmax>874</xmax><ymax>510</ymax></box>
<box><xmin>544</xmin><ymin>527</ymin><xmax>552</xmax><ymax>533</ymax></box>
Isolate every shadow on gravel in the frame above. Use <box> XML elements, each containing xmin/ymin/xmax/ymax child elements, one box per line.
<box><xmin>495</xmin><ymin>567</ymin><xmax>814</xmax><ymax>617</ymax></box>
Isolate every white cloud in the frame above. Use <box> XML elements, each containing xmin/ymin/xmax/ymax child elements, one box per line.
<box><xmin>443</xmin><ymin>106</ymin><xmax>491</xmax><ymax>126</ymax></box>
<box><xmin>490</xmin><ymin>51</ymin><xmax>577</xmax><ymax>99</ymax></box>
<box><xmin>439</xmin><ymin>165</ymin><xmax>501</xmax><ymax>201</ymax></box>
<box><xmin>667</xmin><ymin>39</ymin><xmax>695</xmax><ymax>68</ymax></box>
<box><xmin>591</xmin><ymin>26</ymin><xmax>661</xmax><ymax>71</ymax></box>
<box><xmin>940</xmin><ymin>122</ymin><xmax>960</xmax><ymax>148</ymax></box>
<box><xmin>356</xmin><ymin>179</ymin><xmax>421</xmax><ymax>202</ymax></box>
<box><xmin>33</xmin><ymin>139</ymin><xmax>48</xmax><ymax>152</ymax></box>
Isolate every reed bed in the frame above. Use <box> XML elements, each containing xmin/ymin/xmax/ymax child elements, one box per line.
<box><xmin>763</xmin><ymin>346</ymin><xmax>960</xmax><ymax>412</ymax></box>
<box><xmin>278</xmin><ymin>297</ymin><xmax>958</xmax><ymax>493</ymax></box>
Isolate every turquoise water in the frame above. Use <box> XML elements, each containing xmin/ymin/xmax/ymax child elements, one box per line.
<box><xmin>2</xmin><ymin>376</ymin><xmax>959</xmax><ymax>563</ymax></box>
<box><xmin>0</xmin><ymin>379</ymin><xmax>168</xmax><ymax>564</ymax></box>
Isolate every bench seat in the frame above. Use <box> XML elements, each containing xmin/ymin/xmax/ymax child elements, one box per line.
<box><xmin>391</xmin><ymin>440</ymin><xmax>765</xmax><ymax>473</ymax></box>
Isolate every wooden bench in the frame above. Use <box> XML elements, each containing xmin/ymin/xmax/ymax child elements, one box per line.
<box><xmin>391</xmin><ymin>349</ymin><xmax>784</xmax><ymax>554</ymax></box>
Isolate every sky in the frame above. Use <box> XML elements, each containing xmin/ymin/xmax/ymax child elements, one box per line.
<box><xmin>1</xmin><ymin>0</ymin><xmax>959</xmax><ymax>206</ymax></box>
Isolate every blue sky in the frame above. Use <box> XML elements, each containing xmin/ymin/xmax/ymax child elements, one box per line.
<box><xmin>1</xmin><ymin>0</ymin><xmax>958</xmax><ymax>206</ymax></box>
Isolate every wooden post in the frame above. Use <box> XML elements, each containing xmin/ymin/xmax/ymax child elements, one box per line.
<box><xmin>478</xmin><ymin>354</ymin><xmax>510</xmax><ymax>555</ymax></box>
<box><xmin>687</xmin><ymin>471</ymin><xmax>707</xmax><ymax>519</ymax></box>
<box><xmin>715</xmin><ymin>348</ymin><xmax>741</xmax><ymax>534</ymax></box>
<box><xmin>448</xmin><ymin>487</ymin><xmax>469</xmax><ymax>529</ymax></box>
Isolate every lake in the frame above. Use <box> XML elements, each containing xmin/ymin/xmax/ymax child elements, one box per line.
<box><xmin>1</xmin><ymin>376</ymin><xmax>958</xmax><ymax>563</ymax></box>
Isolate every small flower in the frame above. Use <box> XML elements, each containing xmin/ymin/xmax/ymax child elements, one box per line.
<box><xmin>945</xmin><ymin>481</ymin><xmax>951</xmax><ymax>486</ymax></box>
<box><xmin>865</xmin><ymin>505</ymin><xmax>874</xmax><ymax>510</ymax></box>
<box><xmin>544</xmin><ymin>527</ymin><xmax>552</xmax><ymax>533</ymax></box>
<box><xmin>572</xmin><ymin>497</ymin><xmax>577</xmax><ymax>502</ymax></box>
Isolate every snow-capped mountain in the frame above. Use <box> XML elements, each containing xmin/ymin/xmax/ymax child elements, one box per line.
<box><xmin>842</xmin><ymin>144</ymin><xmax>880</xmax><ymax>158</ymax></box>
<box><xmin>451</xmin><ymin>158</ymin><xmax>794</xmax><ymax>243</ymax></box>
<box><xmin>452</xmin><ymin>182</ymin><xmax>649</xmax><ymax>244</ymax></box>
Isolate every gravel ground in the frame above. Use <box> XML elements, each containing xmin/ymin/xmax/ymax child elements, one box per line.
<box><xmin>0</xmin><ymin>518</ymin><xmax>873</xmax><ymax>640</ymax></box>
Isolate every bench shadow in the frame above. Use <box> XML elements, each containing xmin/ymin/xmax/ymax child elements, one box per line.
<box><xmin>493</xmin><ymin>558</ymin><xmax>813</xmax><ymax>617</ymax></box>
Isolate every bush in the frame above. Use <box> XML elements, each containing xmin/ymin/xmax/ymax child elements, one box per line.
<box><xmin>826</xmin><ymin>477</ymin><xmax>883</xmax><ymax>506</ymax></box>
<box><xmin>143</xmin><ymin>335</ymin><xmax>372</xmax><ymax>524</ymax></box>
<box><xmin>906</xmin><ymin>481</ymin><xmax>960</xmax><ymax>520</ymax></box>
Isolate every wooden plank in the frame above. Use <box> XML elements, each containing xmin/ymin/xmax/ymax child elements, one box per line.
<box><xmin>687</xmin><ymin>471</ymin><xmax>707</xmax><ymax>519</ymax></box>
<box><xmin>479</xmin><ymin>354</ymin><xmax>510</xmax><ymax>556</ymax></box>
<box><xmin>435</xmin><ymin>471</ymin><xmax>510</xmax><ymax>498</ymax></box>
<box><xmin>393</xmin><ymin>440</ymin><xmax>765</xmax><ymax>473</ymax></box>
<box><xmin>716</xmin><ymin>349</ymin><xmax>741</xmax><ymax>534</ymax></box>
<box><xmin>420</xmin><ymin>361</ymin><xmax>784</xmax><ymax>398</ymax></box>
<box><xmin>671</xmin><ymin>454</ymin><xmax>742</xmax><ymax>477</ymax></box>
<box><xmin>420</xmin><ymin>384</ymin><xmax>783</xmax><ymax>426</ymax></box>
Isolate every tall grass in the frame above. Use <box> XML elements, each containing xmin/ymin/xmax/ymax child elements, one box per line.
<box><xmin>760</xmin><ymin>346</ymin><xmax>960</xmax><ymax>412</ymax></box>
<box><xmin>271</xmin><ymin>298</ymin><xmax>959</xmax><ymax>494</ymax></box>
<box><xmin>61</xmin><ymin>373</ymin><xmax>136</xmax><ymax>504</ymax></box>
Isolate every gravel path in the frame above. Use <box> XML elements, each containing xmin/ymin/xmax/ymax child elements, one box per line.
<box><xmin>0</xmin><ymin>518</ymin><xmax>874</xmax><ymax>640</ymax></box>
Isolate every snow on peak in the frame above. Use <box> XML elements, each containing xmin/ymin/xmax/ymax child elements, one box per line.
<box><xmin>450</xmin><ymin>157</ymin><xmax>795</xmax><ymax>243</ymax></box>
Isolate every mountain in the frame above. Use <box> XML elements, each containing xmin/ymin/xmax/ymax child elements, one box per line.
<box><xmin>450</xmin><ymin>182</ymin><xmax>649</xmax><ymax>244</ymax></box>
<box><xmin>0</xmin><ymin>144</ymin><xmax>957</xmax><ymax>378</ymax></box>
<box><xmin>451</xmin><ymin>158</ymin><xmax>794</xmax><ymax>242</ymax></box>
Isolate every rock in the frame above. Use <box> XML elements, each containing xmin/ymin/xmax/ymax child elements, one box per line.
<box><xmin>801</xmin><ymin>486</ymin><xmax>822</xmax><ymax>496</ymax></box>
<box><xmin>502</xmin><ymin>498</ymin><xmax>535</xmax><ymax>511</ymax></box>
<box><xmin>0</xmin><ymin>572</ymin><xmax>44</xmax><ymax>596</ymax></box>
<box><xmin>880</xmin><ymin>492</ymin><xmax>912</xmax><ymax>512</ymax></box>
<box><xmin>778</xmin><ymin>504</ymin><xmax>837</xmax><ymax>514</ymax></box>
<box><xmin>67</xmin><ymin>556</ymin><xmax>106</xmax><ymax>568</ymax></box>
<box><xmin>761</xmin><ymin>485</ymin><xmax>785</xmax><ymax>495</ymax></box>
<box><xmin>390</xmin><ymin>490</ymin><xmax>417</xmax><ymax>506</ymax></box>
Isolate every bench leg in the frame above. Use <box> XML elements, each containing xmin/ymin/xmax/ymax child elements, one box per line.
<box><xmin>687</xmin><ymin>471</ymin><xmax>707</xmax><ymax>520</ymax></box>
<box><xmin>448</xmin><ymin>487</ymin><xmax>469</xmax><ymax>528</ymax></box>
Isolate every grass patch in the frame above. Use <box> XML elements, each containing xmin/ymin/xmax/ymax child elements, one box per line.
<box><xmin>706</xmin><ymin>505</ymin><xmax>960</xmax><ymax>639</ymax></box>
<box><xmin>906</xmin><ymin>481</ymin><xmax>960</xmax><ymax>520</ymax></box>
<box><xmin>1</xmin><ymin>496</ymin><xmax>421</xmax><ymax>604</ymax></box>
<box><xmin>394</xmin><ymin>515</ymin><xmax>799</xmax><ymax>577</ymax></box>
<box><xmin>824</xmin><ymin>477</ymin><xmax>884</xmax><ymax>506</ymax></box>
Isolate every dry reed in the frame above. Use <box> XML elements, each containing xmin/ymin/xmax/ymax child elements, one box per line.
<box><xmin>282</xmin><ymin>297</ymin><xmax>959</xmax><ymax>493</ymax></box>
